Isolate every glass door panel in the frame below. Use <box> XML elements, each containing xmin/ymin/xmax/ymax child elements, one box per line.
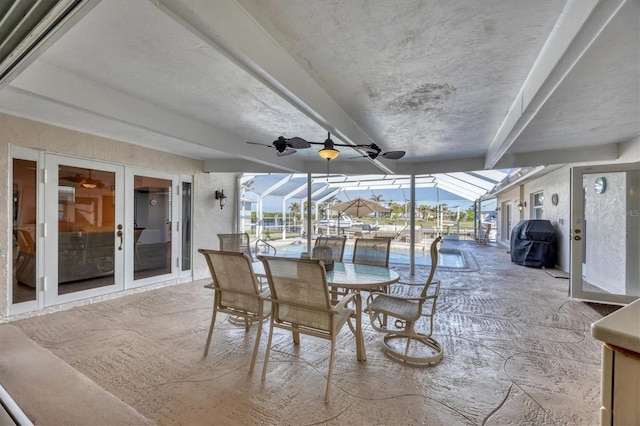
<box><xmin>181</xmin><ymin>181</ymin><xmax>192</xmax><ymax>274</ymax></box>
<box><xmin>44</xmin><ymin>156</ymin><xmax>124</xmax><ymax>306</ymax></box>
<box><xmin>12</xmin><ymin>158</ymin><xmax>38</xmax><ymax>304</ymax></box>
<box><xmin>571</xmin><ymin>163</ymin><xmax>640</xmax><ymax>304</ymax></box>
<box><xmin>57</xmin><ymin>165</ymin><xmax>118</xmax><ymax>295</ymax></box>
<box><xmin>133</xmin><ymin>175</ymin><xmax>173</xmax><ymax>281</ymax></box>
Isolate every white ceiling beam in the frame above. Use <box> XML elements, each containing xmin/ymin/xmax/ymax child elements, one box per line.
<box><xmin>485</xmin><ymin>0</ymin><xmax>627</xmax><ymax>168</ymax></box>
<box><xmin>494</xmin><ymin>143</ymin><xmax>619</xmax><ymax>169</ymax></box>
<box><xmin>155</xmin><ymin>0</ymin><xmax>394</xmax><ymax>174</ymax></box>
<box><xmin>11</xmin><ymin>61</ymin><xmax>304</xmax><ymax>170</ymax></box>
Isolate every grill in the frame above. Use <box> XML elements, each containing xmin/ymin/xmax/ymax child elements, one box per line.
<box><xmin>510</xmin><ymin>220</ymin><xmax>558</xmax><ymax>268</ymax></box>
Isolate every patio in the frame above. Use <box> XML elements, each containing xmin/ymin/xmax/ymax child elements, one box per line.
<box><xmin>0</xmin><ymin>240</ymin><xmax>616</xmax><ymax>425</ymax></box>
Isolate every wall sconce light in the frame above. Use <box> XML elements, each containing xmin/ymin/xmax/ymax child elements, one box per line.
<box><xmin>518</xmin><ymin>201</ymin><xmax>527</xmax><ymax>212</ymax></box>
<box><xmin>215</xmin><ymin>190</ymin><xmax>227</xmax><ymax>209</ymax></box>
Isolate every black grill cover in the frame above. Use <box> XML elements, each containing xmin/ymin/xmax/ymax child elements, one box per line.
<box><xmin>510</xmin><ymin>220</ymin><xmax>557</xmax><ymax>268</ymax></box>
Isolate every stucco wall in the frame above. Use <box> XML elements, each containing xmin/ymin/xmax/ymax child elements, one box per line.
<box><xmin>523</xmin><ymin>167</ymin><xmax>571</xmax><ymax>270</ymax></box>
<box><xmin>1</xmin><ymin>113</ymin><xmax>237</xmax><ymax>319</ymax></box>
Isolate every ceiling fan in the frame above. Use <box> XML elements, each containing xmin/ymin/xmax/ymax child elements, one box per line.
<box><xmin>246</xmin><ymin>132</ymin><xmax>405</xmax><ymax>161</ymax></box>
<box><xmin>60</xmin><ymin>170</ymin><xmax>105</xmax><ymax>189</ymax></box>
<box><xmin>246</xmin><ymin>136</ymin><xmax>311</xmax><ymax>156</ymax></box>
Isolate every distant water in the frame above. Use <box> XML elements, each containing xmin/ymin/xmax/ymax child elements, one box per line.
<box><xmin>258</xmin><ymin>241</ymin><xmax>465</xmax><ymax>267</ymax></box>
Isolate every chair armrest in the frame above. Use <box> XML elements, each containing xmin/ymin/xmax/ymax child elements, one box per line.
<box><xmin>333</xmin><ymin>291</ymin><xmax>359</xmax><ymax>312</ymax></box>
<box><xmin>367</xmin><ymin>292</ymin><xmax>427</xmax><ymax>304</ymax></box>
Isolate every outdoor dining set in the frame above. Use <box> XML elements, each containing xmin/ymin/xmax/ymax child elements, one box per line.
<box><xmin>198</xmin><ymin>233</ymin><xmax>444</xmax><ymax>403</ymax></box>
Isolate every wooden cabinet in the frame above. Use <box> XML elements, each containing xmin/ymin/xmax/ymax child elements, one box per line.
<box><xmin>599</xmin><ymin>344</ymin><xmax>640</xmax><ymax>425</ymax></box>
<box><xmin>592</xmin><ymin>299</ymin><xmax>640</xmax><ymax>425</ymax></box>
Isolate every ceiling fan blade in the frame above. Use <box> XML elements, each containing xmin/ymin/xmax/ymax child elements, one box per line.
<box><xmin>276</xmin><ymin>148</ymin><xmax>297</xmax><ymax>156</ymax></box>
<box><xmin>246</xmin><ymin>141</ymin><xmax>273</xmax><ymax>148</ymax></box>
<box><xmin>61</xmin><ymin>173</ymin><xmax>86</xmax><ymax>183</ymax></box>
<box><xmin>286</xmin><ymin>137</ymin><xmax>311</xmax><ymax>149</ymax></box>
<box><xmin>382</xmin><ymin>151</ymin><xmax>405</xmax><ymax>160</ymax></box>
<box><xmin>347</xmin><ymin>154</ymin><xmax>368</xmax><ymax>159</ymax></box>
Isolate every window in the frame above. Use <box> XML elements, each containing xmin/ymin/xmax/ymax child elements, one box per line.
<box><xmin>532</xmin><ymin>191</ymin><xmax>543</xmax><ymax>219</ymax></box>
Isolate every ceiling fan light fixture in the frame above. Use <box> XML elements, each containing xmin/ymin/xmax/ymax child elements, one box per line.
<box><xmin>318</xmin><ymin>134</ymin><xmax>340</xmax><ymax>160</ymax></box>
<box><xmin>318</xmin><ymin>147</ymin><xmax>339</xmax><ymax>160</ymax></box>
<box><xmin>81</xmin><ymin>181</ymin><xmax>97</xmax><ymax>189</ymax></box>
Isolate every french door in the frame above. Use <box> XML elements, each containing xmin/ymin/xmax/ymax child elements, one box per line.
<box><xmin>11</xmin><ymin>150</ymin><xmax>187</xmax><ymax>313</ymax></box>
<box><xmin>570</xmin><ymin>162</ymin><xmax>640</xmax><ymax>304</ymax></box>
<box><xmin>44</xmin><ymin>156</ymin><xmax>126</xmax><ymax>305</ymax></box>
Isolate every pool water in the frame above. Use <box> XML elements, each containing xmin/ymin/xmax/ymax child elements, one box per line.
<box><xmin>260</xmin><ymin>242</ymin><xmax>466</xmax><ymax>267</ymax></box>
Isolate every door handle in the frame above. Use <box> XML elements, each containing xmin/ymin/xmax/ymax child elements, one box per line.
<box><xmin>117</xmin><ymin>230</ymin><xmax>124</xmax><ymax>250</ymax></box>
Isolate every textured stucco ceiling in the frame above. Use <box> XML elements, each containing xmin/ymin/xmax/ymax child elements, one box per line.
<box><xmin>0</xmin><ymin>0</ymin><xmax>637</xmax><ymax>174</ymax></box>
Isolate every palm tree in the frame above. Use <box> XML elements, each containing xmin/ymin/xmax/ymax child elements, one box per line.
<box><xmin>289</xmin><ymin>202</ymin><xmax>301</xmax><ymax>219</ymax></box>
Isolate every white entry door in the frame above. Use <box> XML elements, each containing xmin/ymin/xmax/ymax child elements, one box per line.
<box><xmin>570</xmin><ymin>162</ymin><xmax>640</xmax><ymax>304</ymax></box>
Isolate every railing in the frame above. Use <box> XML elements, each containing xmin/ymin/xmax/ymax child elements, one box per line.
<box><xmin>255</xmin><ymin>238</ymin><xmax>277</xmax><ymax>256</ymax></box>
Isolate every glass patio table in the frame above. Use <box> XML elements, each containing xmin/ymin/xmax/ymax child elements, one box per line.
<box><xmin>252</xmin><ymin>261</ymin><xmax>399</xmax><ymax>291</ymax></box>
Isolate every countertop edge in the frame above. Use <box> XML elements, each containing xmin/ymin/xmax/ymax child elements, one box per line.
<box><xmin>591</xmin><ymin>298</ymin><xmax>640</xmax><ymax>354</ymax></box>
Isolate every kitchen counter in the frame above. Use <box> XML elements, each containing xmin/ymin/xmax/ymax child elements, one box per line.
<box><xmin>591</xmin><ymin>298</ymin><xmax>640</xmax><ymax>353</ymax></box>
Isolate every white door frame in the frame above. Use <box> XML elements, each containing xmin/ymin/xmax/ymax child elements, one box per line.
<box><xmin>570</xmin><ymin>162</ymin><xmax>639</xmax><ymax>304</ymax></box>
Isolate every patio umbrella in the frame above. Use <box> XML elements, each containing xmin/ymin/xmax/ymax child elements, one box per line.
<box><xmin>330</xmin><ymin>198</ymin><xmax>390</xmax><ymax>217</ymax></box>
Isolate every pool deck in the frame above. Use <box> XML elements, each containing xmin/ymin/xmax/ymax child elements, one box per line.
<box><xmin>1</xmin><ymin>238</ymin><xmax>615</xmax><ymax>425</ymax></box>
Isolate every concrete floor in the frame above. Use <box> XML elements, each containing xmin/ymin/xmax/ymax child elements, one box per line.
<box><xmin>3</xmin><ymin>240</ymin><xmax>614</xmax><ymax>425</ymax></box>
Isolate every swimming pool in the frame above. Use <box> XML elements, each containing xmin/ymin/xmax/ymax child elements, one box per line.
<box><xmin>259</xmin><ymin>242</ymin><xmax>466</xmax><ymax>267</ymax></box>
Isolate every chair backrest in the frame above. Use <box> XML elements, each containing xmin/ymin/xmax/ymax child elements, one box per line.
<box><xmin>198</xmin><ymin>249</ymin><xmax>262</xmax><ymax>312</ymax></box>
<box><xmin>352</xmin><ymin>237</ymin><xmax>391</xmax><ymax>267</ymax></box>
<box><xmin>314</xmin><ymin>236</ymin><xmax>346</xmax><ymax>262</ymax></box>
<box><xmin>15</xmin><ymin>229</ymin><xmax>35</xmax><ymax>252</ymax></box>
<box><xmin>421</xmin><ymin>236</ymin><xmax>442</xmax><ymax>298</ymax></box>
<box><xmin>218</xmin><ymin>233</ymin><xmax>253</xmax><ymax>260</ymax></box>
<box><xmin>311</xmin><ymin>245</ymin><xmax>333</xmax><ymax>263</ymax></box>
<box><xmin>260</xmin><ymin>257</ymin><xmax>333</xmax><ymax>331</ymax></box>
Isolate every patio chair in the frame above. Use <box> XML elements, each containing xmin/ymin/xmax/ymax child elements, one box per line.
<box><xmin>218</xmin><ymin>232</ymin><xmax>269</xmax><ymax>290</ymax></box>
<box><xmin>218</xmin><ymin>232</ymin><xmax>254</xmax><ymax>260</ymax></box>
<box><xmin>198</xmin><ymin>249</ymin><xmax>271</xmax><ymax>372</ymax></box>
<box><xmin>311</xmin><ymin>245</ymin><xmax>335</xmax><ymax>270</ymax></box>
<box><xmin>259</xmin><ymin>256</ymin><xmax>365</xmax><ymax>403</ymax></box>
<box><xmin>353</xmin><ymin>237</ymin><xmax>390</xmax><ymax>268</ymax></box>
<box><xmin>366</xmin><ymin>236</ymin><xmax>443</xmax><ymax>364</ymax></box>
<box><xmin>314</xmin><ymin>236</ymin><xmax>346</xmax><ymax>262</ymax></box>
<box><xmin>475</xmin><ymin>223</ymin><xmax>491</xmax><ymax>245</ymax></box>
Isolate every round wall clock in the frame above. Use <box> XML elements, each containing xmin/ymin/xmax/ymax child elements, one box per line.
<box><xmin>594</xmin><ymin>177</ymin><xmax>607</xmax><ymax>194</ymax></box>
<box><xmin>551</xmin><ymin>193</ymin><xmax>559</xmax><ymax>205</ymax></box>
